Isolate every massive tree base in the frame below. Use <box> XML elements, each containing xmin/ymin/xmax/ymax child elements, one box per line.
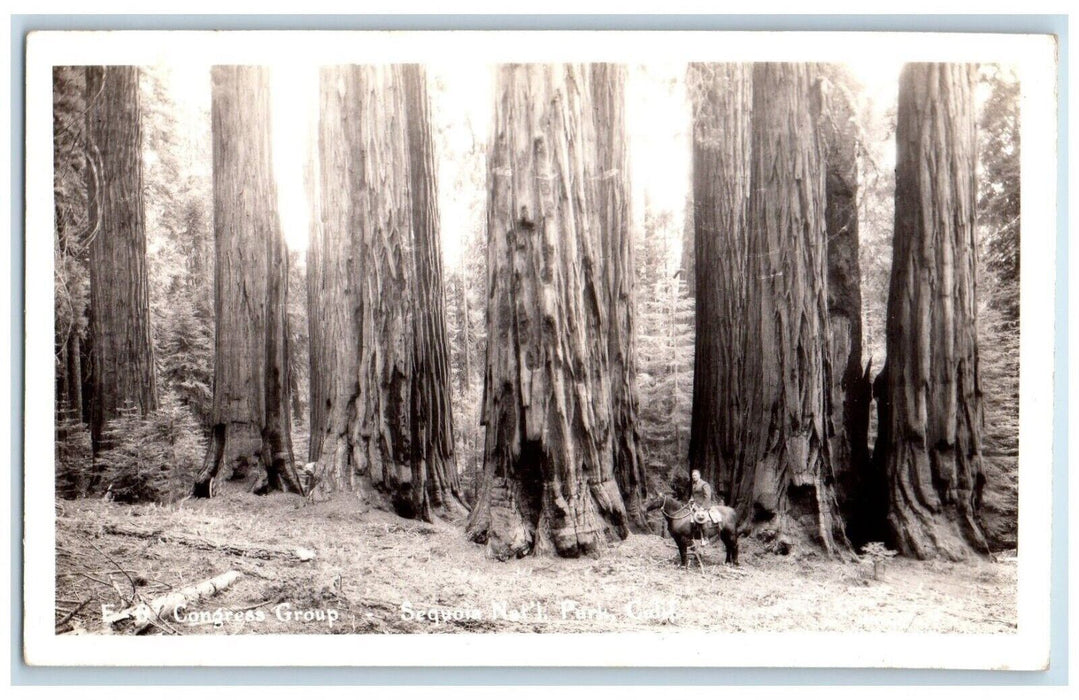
<box><xmin>303</xmin><ymin>433</ymin><xmax>468</xmax><ymax>522</ymax></box>
<box><xmin>742</xmin><ymin>444</ymin><xmax>851</xmax><ymax>557</ymax></box>
<box><xmin>885</xmin><ymin>446</ymin><xmax>990</xmax><ymax>561</ymax></box>
<box><xmin>192</xmin><ymin>423</ymin><xmax>305</xmax><ymax>498</ymax></box>
<box><xmin>467</xmin><ymin>474</ymin><xmax>628</xmax><ymax>561</ymax></box>
<box><xmin>888</xmin><ymin>510</ymin><xmax>989</xmax><ymax>562</ymax></box>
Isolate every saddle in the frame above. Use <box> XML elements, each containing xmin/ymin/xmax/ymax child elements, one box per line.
<box><xmin>690</xmin><ymin>503</ymin><xmax>723</xmax><ymax>525</ymax></box>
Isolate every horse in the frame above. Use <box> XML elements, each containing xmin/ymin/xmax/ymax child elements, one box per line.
<box><xmin>645</xmin><ymin>493</ymin><xmax>740</xmax><ymax>568</ymax></box>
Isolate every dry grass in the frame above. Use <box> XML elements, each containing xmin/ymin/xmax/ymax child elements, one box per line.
<box><xmin>54</xmin><ymin>485</ymin><xmax>1017</xmax><ymax>636</ymax></box>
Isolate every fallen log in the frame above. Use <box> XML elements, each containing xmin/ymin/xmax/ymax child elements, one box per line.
<box><xmin>62</xmin><ymin>519</ymin><xmax>316</xmax><ymax>563</ymax></box>
<box><xmin>104</xmin><ymin>570</ymin><xmax>242</xmax><ymax>634</ymax></box>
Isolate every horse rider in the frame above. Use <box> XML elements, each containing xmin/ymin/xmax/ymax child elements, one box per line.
<box><xmin>690</xmin><ymin>469</ymin><xmax>725</xmax><ymax>525</ymax></box>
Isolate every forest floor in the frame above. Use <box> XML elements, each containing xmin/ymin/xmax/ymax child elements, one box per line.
<box><xmin>54</xmin><ymin>485</ymin><xmax>1017</xmax><ymax>636</ymax></box>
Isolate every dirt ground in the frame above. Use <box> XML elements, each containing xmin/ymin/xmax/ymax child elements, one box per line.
<box><xmin>54</xmin><ymin>486</ymin><xmax>1018</xmax><ymax>635</ymax></box>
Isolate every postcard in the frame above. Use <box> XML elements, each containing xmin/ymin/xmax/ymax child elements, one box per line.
<box><xmin>22</xmin><ymin>29</ymin><xmax>1058</xmax><ymax>669</ymax></box>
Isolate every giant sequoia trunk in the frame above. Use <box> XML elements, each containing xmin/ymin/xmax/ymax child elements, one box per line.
<box><xmin>402</xmin><ymin>64</ymin><xmax>466</xmax><ymax>518</ymax></box>
<box><xmin>307</xmin><ymin>65</ymin><xmax>463</xmax><ymax>520</ymax></box>
<box><xmin>308</xmin><ymin>64</ymin><xmax>412</xmax><ymax>508</ymax></box>
<box><xmin>304</xmin><ymin>72</ymin><xmax>324</xmax><ymax>466</ymax></box>
<box><xmin>874</xmin><ymin>63</ymin><xmax>989</xmax><ymax>560</ymax></box>
<box><xmin>193</xmin><ymin>66</ymin><xmax>303</xmax><ymax>497</ymax></box>
<box><xmin>592</xmin><ymin>64</ymin><xmax>646</xmax><ymax>531</ymax></box>
<box><xmin>817</xmin><ymin>75</ymin><xmax>875</xmax><ymax>545</ymax></box>
<box><xmin>85</xmin><ymin>66</ymin><xmax>158</xmax><ymax>452</ymax></box>
<box><xmin>466</xmin><ymin>64</ymin><xmax>630</xmax><ymax>559</ymax></box>
<box><xmin>736</xmin><ymin>63</ymin><xmax>848</xmax><ymax>555</ymax></box>
<box><xmin>686</xmin><ymin>63</ymin><xmax>752</xmax><ymax>504</ymax></box>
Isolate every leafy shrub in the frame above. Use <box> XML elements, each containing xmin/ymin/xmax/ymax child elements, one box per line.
<box><xmin>96</xmin><ymin>397</ymin><xmax>206</xmax><ymax>504</ymax></box>
<box><xmin>55</xmin><ymin>409</ymin><xmax>92</xmax><ymax>499</ymax></box>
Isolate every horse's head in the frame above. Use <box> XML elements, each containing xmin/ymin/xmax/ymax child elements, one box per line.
<box><xmin>644</xmin><ymin>493</ymin><xmax>670</xmax><ymax>513</ymax></box>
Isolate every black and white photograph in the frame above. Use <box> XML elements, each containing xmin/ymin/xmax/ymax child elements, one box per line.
<box><xmin>20</xmin><ymin>29</ymin><xmax>1058</xmax><ymax>669</ymax></box>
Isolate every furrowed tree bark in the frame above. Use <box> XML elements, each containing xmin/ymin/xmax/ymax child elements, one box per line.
<box><xmin>686</xmin><ymin>63</ymin><xmax>752</xmax><ymax>504</ymax></box>
<box><xmin>308</xmin><ymin>65</ymin><xmax>412</xmax><ymax>509</ymax></box>
<box><xmin>260</xmin><ymin>184</ymin><xmax>298</xmax><ymax>495</ymax></box>
<box><xmin>193</xmin><ymin>66</ymin><xmax>303</xmax><ymax>497</ymax></box>
<box><xmin>308</xmin><ymin>65</ymin><xmax>462</xmax><ymax>520</ymax></box>
<box><xmin>465</xmin><ymin>64</ymin><xmax>630</xmax><ymax>559</ymax></box>
<box><xmin>592</xmin><ymin>64</ymin><xmax>646</xmax><ymax>532</ymax></box>
<box><xmin>737</xmin><ymin>63</ymin><xmax>848</xmax><ymax>555</ymax></box>
<box><xmin>402</xmin><ymin>64</ymin><xmax>466</xmax><ymax>519</ymax></box>
<box><xmin>304</xmin><ymin>71</ymin><xmax>324</xmax><ymax>465</ymax></box>
<box><xmin>874</xmin><ymin>63</ymin><xmax>989</xmax><ymax>560</ymax></box>
<box><xmin>85</xmin><ymin>66</ymin><xmax>158</xmax><ymax>452</ymax></box>
<box><xmin>817</xmin><ymin>74</ymin><xmax>875</xmax><ymax>546</ymax></box>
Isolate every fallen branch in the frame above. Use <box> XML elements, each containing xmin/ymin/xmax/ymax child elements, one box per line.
<box><xmin>63</xmin><ymin>519</ymin><xmax>316</xmax><ymax>563</ymax></box>
<box><xmin>75</xmin><ymin>531</ymin><xmax>140</xmax><ymax>605</ymax></box>
<box><xmin>55</xmin><ymin>599</ymin><xmax>91</xmax><ymax>631</ymax></box>
<box><xmin>103</xmin><ymin>570</ymin><xmax>242</xmax><ymax>634</ymax></box>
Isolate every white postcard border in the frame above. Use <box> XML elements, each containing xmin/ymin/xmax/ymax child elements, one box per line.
<box><xmin>21</xmin><ymin>29</ymin><xmax>1059</xmax><ymax>669</ymax></box>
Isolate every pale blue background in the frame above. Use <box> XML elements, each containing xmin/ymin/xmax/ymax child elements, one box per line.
<box><xmin>9</xmin><ymin>13</ymin><xmax>1069</xmax><ymax>685</ymax></box>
